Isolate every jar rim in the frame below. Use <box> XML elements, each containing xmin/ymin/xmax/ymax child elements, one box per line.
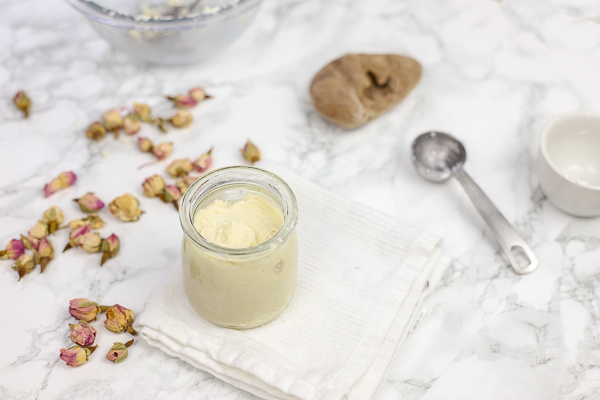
<box><xmin>179</xmin><ymin>166</ymin><xmax>298</xmax><ymax>257</ymax></box>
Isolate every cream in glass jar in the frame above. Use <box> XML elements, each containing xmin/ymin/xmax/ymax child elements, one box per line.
<box><xmin>179</xmin><ymin>166</ymin><xmax>299</xmax><ymax>329</ymax></box>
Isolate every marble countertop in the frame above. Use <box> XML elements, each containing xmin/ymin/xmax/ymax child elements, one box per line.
<box><xmin>2</xmin><ymin>0</ymin><xmax>600</xmax><ymax>398</ymax></box>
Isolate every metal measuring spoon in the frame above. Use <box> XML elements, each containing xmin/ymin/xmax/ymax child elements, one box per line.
<box><xmin>411</xmin><ymin>131</ymin><xmax>539</xmax><ymax>274</ymax></box>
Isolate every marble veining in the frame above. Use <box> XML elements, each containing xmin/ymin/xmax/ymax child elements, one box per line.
<box><xmin>1</xmin><ymin>0</ymin><xmax>600</xmax><ymax>399</ymax></box>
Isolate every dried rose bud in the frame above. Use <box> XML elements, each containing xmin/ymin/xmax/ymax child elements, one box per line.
<box><xmin>109</xmin><ymin>194</ymin><xmax>143</xmax><ymax>222</ymax></box>
<box><xmin>14</xmin><ymin>91</ymin><xmax>32</xmax><ymax>118</ymax></box>
<box><xmin>86</xmin><ymin>121</ymin><xmax>106</xmax><ymax>141</ymax></box>
<box><xmin>175</xmin><ymin>175</ymin><xmax>198</xmax><ymax>194</ymax></box>
<box><xmin>41</xmin><ymin>205</ymin><xmax>65</xmax><ymax>235</ymax></box>
<box><xmin>69</xmin><ymin>320</ymin><xmax>97</xmax><ymax>346</ymax></box>
<box><xmin>69</xmin><ymin>298</ymin><xmax>109</xmax><ymax>322</ymax></box>
<box><xmin>151</xmin><ymin>142</ymin><xmax>172</xmax><ymax>160</ymax></box>
<box><xmin>44</xmin><ymin>171</ymin><xmax>77</xmax><ymax>197</ymax></box>
<box><xmin>189</xmin><ymin>87</ymin><xmax>210</xmax><ymax>102</ymax></box>
<box><xmin>0</xmin><ymin>239</ymin><xmax>25</xmax><ymax>260</ymax></box>
<box><xmin>30</xmin><ymin>221</ymin><xmax>49</xmax><ymax>240</ymax></box>
<box><xmin>168</xmin><ymin>111</ymin><xmax>193</xmax><ymax>129</ymax></box>
<box><xmin>133</xmin><ymin>103</ymin><xmax>154</xmax><ymax>123</ymax></box>
<box><xmin>166</xmin><ymin>158</ymin><xmax>193</xmax><ymax>178</ymax></box>
<box><xmin>192</xmin><ymin>147</ymin><xmax>213</xmax><ymax>173</ymax></box>
<box><xmin>20</xmin><ymin>234</ymin><xmax>35</xmax><ymax>251</ymax></box>
<box><xmin>59</xmin><ymin>345</ymin><xmax>97</xmax><ymax>367</ymax></box>
<box><xmin>159</xmin><ymin>185</ymin><xmax>181</xmax><ymax>211</ymax></box>
<box><xmin>12</xmin><ymin>254</ymin><xmax>34</xmax><ymax>281</ymax></box>
<box><xmin>103</xmin><ymin>109</ymin><xmax>123</xmax><ymax>137</ymax></box>
<box><xmin>164</xmin><ymin>185</ymin><xmax>181</xmax><ymax>202</ymax></box>
<box><xmin>74</xmin><ymin>193</ymin><xmax>105</xmax><ymax>213</ymax></box>
<box><xmin>76</xmin><ymin>232</ymin><xmax>102</xmax><ymax>254</ymax></box>
<box><xmin>156</xmin><ymin>117</ymin><xmax>168</xmax><ymax>133</ymax></box>
<box><xmin>138</xmin><ymin>137</ymin><xmax>154</xmax><ymax>153</ymax></box>
<box><xmin>241</xmin><ymin>140</ymin><xmax>261</xmax><ymax>164</ymax></box>
<box><xmin>123</xmin><ymin>113</ymin><xmax>141</xmax><ymax>135</ymax></box>
<box><xmin>100</xmin><ymin>234</ymin><xmax>120</xmax><ymax>266</ymax></box>
<box><xmin>34</xmin><ymin>236</ymin><xmax>54</xmax><ymax>273</ymax></box>
<box><xmin>166</xmin><ymin>94</ymin><xmax>197</xmax><ymax>109</ymax></box>
<box><xmin>64</xmin><ymin>224</ymin><xmax>90</xmax><ymax>252</ymax></box>
<box><xmin>106</xmin><ymin>339</ymin><xmax>134</xmax><ymax>363</ymax></box>
<box><xmin>142</xmin><ymin>175</ymin><xmax>166</xmax><ymax>198</ymax></box>
<box><xmin>104</xmin><ymin>304</ymin><xmax>137</xmax><ymax>335</ymax></box>
<box><xmin>68</xmin><ymin>214</ymin><xmax>104</xmax><ymax>231</ymax></box>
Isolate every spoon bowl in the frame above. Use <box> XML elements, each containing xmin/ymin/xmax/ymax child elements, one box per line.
<box><xmin>411</xmin><ymin>131</ymin><xmax>466</xmax><ymax>182</ymax></box>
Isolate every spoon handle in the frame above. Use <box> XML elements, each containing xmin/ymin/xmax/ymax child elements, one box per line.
<box><xmin>453</xmin><ymin>169</ymin><xmax>539</xmax><ymax>274</ymax></box>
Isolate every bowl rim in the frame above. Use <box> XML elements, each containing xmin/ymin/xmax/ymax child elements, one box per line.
<box><xmin>540</xmin><ymin>110</ymin><xmax>600</xmax><ymax>191</ymax></box>
<box><xmin>64</xmin><ymin>0</ymin><xmax>261</xmax><ymax>30</ymax></box>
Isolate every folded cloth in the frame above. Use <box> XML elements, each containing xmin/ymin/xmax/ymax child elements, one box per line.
<box><xmin>137</xmin><ymin>167</ymin><xmax>450</xmax><ymax>400</ymax></box>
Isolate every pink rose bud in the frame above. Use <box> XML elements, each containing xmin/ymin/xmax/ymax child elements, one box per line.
<box><xmin>0</xmin><ymin>239</ymin><xmax>25</xmax><ymax>260</ymax></box>
<box><xmin>155</xmin><ymin>117</ymin><xmax>168</xmax><ymax>133</ymax></box>
<box><xmin>86</xmin><ymin>121</ymin><xmax>106</xmax><ymax>141</ymax></box>
<box><xmin>103</xmin><ymin>109</ymin><xmax>123</xmax><ymax>137</ymax></box>
<box><xmin>192</xmin><ymin>147</ymin><xmax>213</xmax><ymax>173</ymax></box>
<box><xmin>160</xmin><ymin>185</ymin><xmax>181</xmax><ymax>211</ymax></box>
<box><xmin>41</xmin><ymin>205</ymin><xmax>65</xmax><ymax>235</ymax></box>
<box><xmin>106</xmin><ymin>339</ymin><xmax>134</xmax><ymax>363</ymax></box>
<box><xmin>34</xmin><ymin>236</ymin><xmax>55</xmax><ymax>273</ymax></box>
<box><xmin>74</xmin><ymin>193</ymin><xmax>105</xmax><ymax>213</ymax></box>
<box><xmin>166</xmin><ymin>94</ymin><xmax>197</xmax><ymax>109</ymax></box>
<box><xmin>138</xmin><ymin>137</ymin><xmax>154</xmax><ymax>152</ymax></box>
<box><xmin>68</xmin><ymin>214</ymin><xmax>104</xmax><ymax>231</ymax></box>
<box><xmin>100</xmin><ymin>234</ymin><xmax>120</xmax><ymax>266</ymax></box>
<box><xmin>67</xmin><ymin>224</ymin><xmax>89</xmax><ymax>242</ymax></box>
<box><xmin>64</xmin><ymin>224</ymin><xmax>90</xmax><ymax>252</ymax></box>
<box><xmin>133</xmin><ymin>103</ymin><xmax>154</xmax><ymax>123</ymax></box>
<box><xmin>168</xmin><ymin>111</ymin><xmax>193</xmax><ymax>129</ymax></box>
<box><xmin>12</xmin><ymin>254</ymin><xmax>34</xmax><ymax>281</ymax></box>
<box><xmin>166</xmin><ymin>158</ymin><xmax>193</xmax><ymax>178</ymax></box>
<box><xmin>44</xmin><ymin>179</ymin><xmax>63</xmax><ymax>198</ymax></box>
<box><xmin>142</xmin><ymin>175</ymin><xmax>166</xmax><ymax>198</ymax></box>
<box><xmin>151</xmin><ymin>142</ymin><xmax>173</xmax><ymax>160</ymax></box>
<box><xmin>188</xmin><ymin>87</ymin><xmax>210</xmax><ymax>102</ymax></box>
<box><xmin>76</xmin><ymin>232</ymin><xmax>102</xmax><ymax>254</ymax></box>
<box><xmin>59</xmin><ymin>171</ymin><xmax>77</xmax><ymax>186</ymax></box>
<box><xmin>69</xmin><ymin>298</ymin><xmax>108</xmax><ymax>322</ymax></box>
<box><xmin>13</xmin><ymin>91</ymin><xmax>32</xmax><ymax>118</ymax></box>
<box><xmin>175</xmin><ymin>175</ymin><xmax>198</xmax><ymax>195</ymax></box>
<box><xmin>109</xmin><ymin>194</ymin><xmax>144</xmax><ymax>222</ymax></box>
<box><xmin>29</xmin><ymin>221</ymin><xmax>49</xmax><ymax>241</ymax></box>
<box><xmin>59</xmin><ymin>345</ymin><xmax>97</xmax><ymax>367</ymax></box>
<box><xmin>44</xmin><ymin>171</ymin><xmax>77</xmax><ymax>197</ymax></box>
<box><xmin>241</xmin><ymin>140</ymin><xmax>261</xmax><ymax>164</ymax></box>
<box><xmin>71</xmin><ymin>224</ymin><xmax>91</xmax><ymax>238</ymax></box>
<box><xmin>20</xmin><ymin>234</ymin><xmax>36</xmax><ymax>251</ymax></box>
<box><xmin>104</xmin><ymin>304</ymin><xmax>137</xmax><ymax>335</ymax></box>
<box><xmin>163</xmin><ymin>185</ymin><xmax>181</xmax><ymax>202</ymax></box>
<box><xmin>69</xmin><ymin>320</ymin><xmax>97</xmax><ymax>346</ymax></box>
<box><xmin>124</xmin><ymin>113</ymin><xmax>141</xmax><ymax>135</ymax></box>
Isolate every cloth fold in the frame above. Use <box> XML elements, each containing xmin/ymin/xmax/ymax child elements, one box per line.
<box><xmin>137</xmin><ymin>167</ymin><xmax>450</xmax><ymax>400</ymax></box>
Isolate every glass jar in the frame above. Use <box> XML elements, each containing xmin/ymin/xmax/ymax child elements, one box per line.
<box><xmin>179</xmin><ymin>166</ymin><xmax>299</xmax><ymax>329</ymax></box>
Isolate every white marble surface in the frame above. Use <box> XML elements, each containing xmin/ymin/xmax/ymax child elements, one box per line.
<box><xmin>1</xmin><ymin>0</ymin><xmax>600</xmax><ymax>398</ymax></box>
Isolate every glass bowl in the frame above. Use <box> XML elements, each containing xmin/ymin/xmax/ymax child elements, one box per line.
<box><xmin>65</xmin><ymin>0</ymin><xmax>262</xmax><ymax>65</ymax></box>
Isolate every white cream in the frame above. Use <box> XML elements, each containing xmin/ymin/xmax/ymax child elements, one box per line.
<box><xmin>193</xmin><ymin>193</ymin><xmax>284</xmax><ymax>248</ymax></box>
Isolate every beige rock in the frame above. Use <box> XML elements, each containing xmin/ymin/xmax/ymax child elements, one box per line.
<box><xmin>309</xmin><ymin>53</ymin><xmax>422</xmax><ymax>129</ymax></box>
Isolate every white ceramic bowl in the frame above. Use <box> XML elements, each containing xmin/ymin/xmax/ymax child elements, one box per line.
<box><xmin>538</xmin><ymin>111</ymin><xmax>600</xmax><ymax>217</ymax></box>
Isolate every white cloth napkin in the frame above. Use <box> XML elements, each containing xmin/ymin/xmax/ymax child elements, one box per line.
<box><xmin>137</xmin><ymin>167</ymin><xmax>450</xmax><ymax>400</ymax></box>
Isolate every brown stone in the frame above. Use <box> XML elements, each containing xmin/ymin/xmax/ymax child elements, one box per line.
<box><xmin>309</xmin><ymin>53</ymin><xmax>422</xmax><ymax>129</ymax></box>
